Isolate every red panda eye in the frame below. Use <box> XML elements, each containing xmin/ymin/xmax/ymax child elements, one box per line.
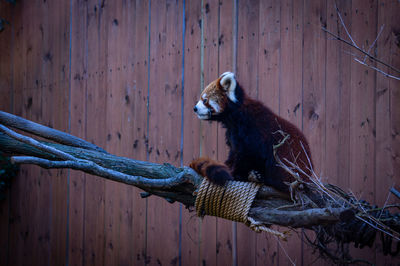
<box><xmin>203</xmin><ymin>98</ymin><xmax>208</xmax><ymax>104</ymax></box>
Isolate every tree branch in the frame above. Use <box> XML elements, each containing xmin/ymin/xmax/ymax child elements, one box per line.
<box><xmin>0</xmin><ymin>111</ymin><xmax>347</xmax><ymax>229</ymax></box>
<box><xmin>1</xmin><ymin>109</ymin><xmax>400</xmax><ymax>264</ymax></box>
<box><xmin>322</xmin><ymin>27</ymin><xmax>400</xmax><ymax>75</ymax></box>
<box><xmin>0</xmin><ymin>111</ymin><xmax>106</xmax><ymax>153</ymax></box>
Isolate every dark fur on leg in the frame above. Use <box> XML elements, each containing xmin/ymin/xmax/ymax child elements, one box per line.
<box><xmin>190</xmin><ymin>157</ymin><xmax>233</xmax><ymax>186</ymax></box>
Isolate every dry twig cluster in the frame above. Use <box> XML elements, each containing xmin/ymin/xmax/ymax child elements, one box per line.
<box><xmin>322</xmin><ymin>4</ymin><xmax>400</xmax><ymax>81</ymax></box>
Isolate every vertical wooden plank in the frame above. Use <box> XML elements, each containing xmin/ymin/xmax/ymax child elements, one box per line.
<box><xmin>275</xmin><ymin>0</ymin><xmax>305</xmax><ymax>264</ymax></box>
<box><xmin>349</xmin><ymin>0</ymin><xmax>377</xmax><ymax>207</ymax></box>
<box><xmin>325</xmin><ymin>0</ymin><xmax>344</xmax><ymax>188</ymax></box>
<box><xmin>325</xmin><ymin>0</ymin><xmax>352</xmax><ymax>192</ymax></box>
<box><xmin>375</xmin><ymin>1</ymin><xmax>400</xmax><ymax>264</ymax></box>
<box><xmin>42</xmin><ymin>1</ymin><xmax>71</xmax><ymax>265</ymax></box>
<box><xmin>130</xmin><ymin>0</ymin><xmax>150</xmax><ymax>264</ymax></box>
<box><xmin>236</xmin><ymin>0</ymin><xmax>259</xmax><ymax>97</ymax></box>
<box><xmin>0</xmin><ymin>2</ymin><xmax>13</xmax><ymax>111</ymax></box>
<box><xmin>302</xmin><ymin>0</ymin><xmax>327</xmax><ymax>265</ymax></box>
<box><xmin>181</xmin><ymin>0</ymin><xmax>202</xmax><ymax>265</ymax></box>
<box><xmin>199</xmin><ymin>0</ymin><xmax>219</xmax><ymax>265</ymax></box>
<box><xmin>102</xmin><ymin>1</ymin><xmax>137</xmax><ymax>265</ymax></box>
<box><xmin>200</xmin><ymin>0</ymin><xmax>220</xmax><ymax>265</ymax></box>
<box><xmin>280</xmin><ymin>0</ymin><xmax>303</xmax><ymax>127</ymax></box>
<box><xmin>83</xmin><ymin>0</ymin><xmax>108</xmax><ymax>265</ymax></box>
<box><xmin>256</xmin><ymin>0</ymin><xmax>280</xmax><ymax>265</ymax></box>
<box><xmin>216</xmin><ymin>0</ymin><xmax>235</xmax><ymax>264</ymax></box>
<box><xmin>236</xmin><ymin>0</ymin><xmax>259</xmax><ymax>265</ymax></box>
<box><xmin>322</xmin><ymin>1</ymin><xmax>352</xmax><ymax>264</ymax></box>
<box><xmin>387</xmin><ymin>1</ymin><xmax>400</xmax><ymax>263</ymax></box>
<box><xmin>0</xmin><ymin>2</ymin><xmax>13</xmax><ymax>265</ymax></box>
<box><xmin>69</xmin><ymin>0</ymin><xmax>88</xmax><ymax>264</ymax></box>
<box><xmin>258</xmin><ymin>0</ymin><xmax>280</xmax><ymax>111</ymax></box>
<box><xmin>8</xmin><ymin>1</ymin><xmax>52</xmax><ymax>265</ymax></box>
<box><xmin>147</xmin><ymin>1</ymin><xmax>182</xmax><ymax>264</ymax></box>
<box><xmin>349</xmin><ymin>0</ymin><xmax>377</xmax><ymax>263</ymax></box>
<box><xmin>302</xmin><ymin>0</ymin><xmax>326</xmax><ymax>180</ymax></box>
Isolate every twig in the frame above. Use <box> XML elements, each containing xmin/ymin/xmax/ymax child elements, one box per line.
<box><xmin>334</xmin><ymin>3</ymin><xmax>359</xmax><ymax>49</ymax></box>
<box><xmin>363</xmin><ymin>204</ymin><xmax>400</xmax><ymax>212</ymax></box>
<box><xmin>363</xmin><ymin>24</ymin><xmax>385</xmax><ymax>63</ymax></box>
<box><xmin>276</xmin><ymin>235</ymin><xmax>296</xmax><ymax>266</ymax></box>
<box><xmin>322</xmin><ymin>27</ymin><xmax>400</xmax><ymax>75</ymax></box>
<box><xmin>390</xmin><ymin>187</ymin><xmax>400</xmax><ymax>199</ymax></box>
<box><xmin>378</xmin><ymin>188</ymin><xmax>392</xmax><ymax>220</ymax></box>
<box><xmin>354</xmin><ymin>58</ymin><xmax>400</xmax><ymax>81</ymax></box>
<box><xmin>356</xmin><ymin>215</ymin><xmax>400</xmax><ymax>242</ymax></box>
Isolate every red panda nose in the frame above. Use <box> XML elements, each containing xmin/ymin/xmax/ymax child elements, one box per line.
<box><xmin>193</xmin><ymin>106</ymin><xmax>198</xmax><ymax>112</ymax></box>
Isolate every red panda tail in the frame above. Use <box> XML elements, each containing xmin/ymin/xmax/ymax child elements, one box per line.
<box><xmin>189</xmin><ymin>157</ymin><xmax>233</xmax><ymax>186</ymax></box>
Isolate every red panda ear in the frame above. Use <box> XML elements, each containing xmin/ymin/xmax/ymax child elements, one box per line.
<box><xmin>220</xmin><ymin>72</ymin><xmax>237</xmax><ymax>103</ymax></box>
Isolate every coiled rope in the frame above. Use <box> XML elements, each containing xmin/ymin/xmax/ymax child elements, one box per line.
<box><xmin>195</xmin><ymin>178</ymin><xmax>287</xmax><ymax>239</ymax></box>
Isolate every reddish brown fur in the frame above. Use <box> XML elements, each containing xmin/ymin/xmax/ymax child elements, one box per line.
<box><xmin>191</xmin><ymin>73</ymin><xmax>313</xmax><ymax>192</ymax></box>
<box><xmin>200</xmin><ymin>77</ymin><xmax>229</xmax><ymax>110</ymax></box>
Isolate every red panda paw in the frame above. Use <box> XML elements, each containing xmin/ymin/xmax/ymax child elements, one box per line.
<box><xmin>205</xmin><ymin>164</ymin><xmax>233</xmax><ymax>186</ymax></box>
<box><xmin>189</xmin><ymin>157</ymin><xmax>211</xmax><ymax>176</ymax></box>
<box><xmin>190</xmin><ymin>157</ymin><xmax>233</xmax><ymax>186</ymax></box>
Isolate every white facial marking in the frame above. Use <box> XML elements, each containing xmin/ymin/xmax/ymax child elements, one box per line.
<box><xmin>194</xmin><ymin>100</ymin><xmax>209</xmax><ymax>119</ymax></box>
<box><xmin>220</xmin><ymin>72</ymin><xmax>237</xmax><ymax>103</ymax></box>
<box><xmin>208</xmin><ymin>99</ymin><xmax>220</xmax><ymax>113</ymax></box>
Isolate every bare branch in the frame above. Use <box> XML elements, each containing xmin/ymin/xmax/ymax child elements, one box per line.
<box><xmin>0</xmin><ymin>124</ymin><xmax>76</xmax><ymax>161</ymax></box>
<box><xmin>0</xmin><ymin>111</ymin><xmax>106</xmax><ymax>153</ymax></box>
<box><xmin>354</xmin><ymin>58</ymin><xmax>400</xmax><ymax>81</ymax></box>
<box><xmin>363</xmin><ymin>24</ymin><xmax>385</xmax><ymax>63</ymax></box>
<box><xmin>322</xmin><ymin>27</ymin><xmax>400</xmax><ymax>75</ymax></box>
<box><xmin>249</xmin><ymin>207</ymin><xmax>343</xmax><ymax>228</ymax></box>
<box><xmin>11</xmin><ymin>156</ymin><xmax>198</xmax><ymax>189</ymax></box>
<box><xmin>390</xmin><ymin>187</ymin><xmax>400</xmax><ymax>199</ymax></box>
<box><xmin>334</xmin><ymin>3</ymin><xmax>359</xmax><ymax>49</ymax></box>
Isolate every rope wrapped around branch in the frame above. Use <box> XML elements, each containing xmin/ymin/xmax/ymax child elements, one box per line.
<box><xmin>195</xmin><ymin>178</ymin><xmax>287</xmax><ymax>239</ymax></box>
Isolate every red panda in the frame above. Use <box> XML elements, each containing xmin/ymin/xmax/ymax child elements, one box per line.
<box><xmin>190</xmin><ymin>72</ymin><xmax>313</xmax><ymax>192</ymax></box>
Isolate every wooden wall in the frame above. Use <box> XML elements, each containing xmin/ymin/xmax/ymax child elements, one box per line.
<box><xmin>0</xmin><ymin>0</ymin><xmax>399</xmax><ymax>265</ymax></box>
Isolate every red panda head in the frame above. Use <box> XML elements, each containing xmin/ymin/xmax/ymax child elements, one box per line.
<box><xmin>193</xmin><ymin>72</ymin><xmax>238</xmax><ymax>120</ymax></box>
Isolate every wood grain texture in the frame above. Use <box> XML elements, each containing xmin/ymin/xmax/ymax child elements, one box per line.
<box><xmin>236</xmin><ymin>0</ymin><xmax>259</xmax><ymax>265</ymax></box>
<box><xmin>375</xmin><ymin>1</ymin><xmax>400</xmax><ymax>264</ymax></box>
<box><xmin>130</xmin><ymin>1</ymin><xmax>150</xmax><ymax>264</ymax></box>
<box><xmin>199</xmin><ymin>1</ymin><xmax>220</xmax><ymax>265</ymax></box>
<box><xmin>146</xmin><ymin>1</ymin><xmax>182</xmax><ymax>265</ymax></box>
<box><xmin>42</xmin><ymin>1</ymin><xmax>71</xmax><ymax>265</ymax></box>
<box><xmin>0</xmin><ymin>2</ymin><xmax>13</xmax><ymax>266</ymax></box>
<box><xmin>216</xmin><ymin>0</ymin><xmax>235</xmax><ymax>264</ymax></box>
<box><xmin>103</xmin><ymin>1</ymin><xmax>137</xmax><ymax>265</ymax></box>
<box><xmin>349</xmin><ymin>0</ymin><xmax>377</xmax><ymax>262</ymax></box>
<box><xmin>83</xmin><ymin>1</ymin><xmax>108</xmax><ymax>265</ymax></box>
<box><xmin>8</xmin><ymin>1</ymin><xmax>53</xmax><ymax>265</ymax></box>
<box><xmin>0</xmin><ymin>1</ymin><xmax>399</xmax><ymax>265</ymax></box>
<box><xmin>387</xmin><ymin>1</ymin><xmax>400</xmax><ymax>264</ymax></box>
<box><xmin>325</xmin><ymin>0</ymin><xmax>352</xmax><ymax>192</ymax></box>
<box><xmin>302</xmin><ymin>0</ymin><xmax>327</xmax><ymax>264</ymax></box>
<box><xmin>68</xmin><ymin>0</ymin><xmax>88</xmax><ymax>264</ymax></box>
<box><xmin>256</xmin><ymin>0</ymin><xmax>280</xmax><ymax>265</ymax></box>
<box><xmin>181</xmin><ymin>1</ymin><xmax>202</xmax><ymax>265</ymax></box>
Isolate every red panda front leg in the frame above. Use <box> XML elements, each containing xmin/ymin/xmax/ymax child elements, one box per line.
<box><xmin>189</xmin><ymin>157</ymin><xmax>233</xmax><ymax>186</ymax></box>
